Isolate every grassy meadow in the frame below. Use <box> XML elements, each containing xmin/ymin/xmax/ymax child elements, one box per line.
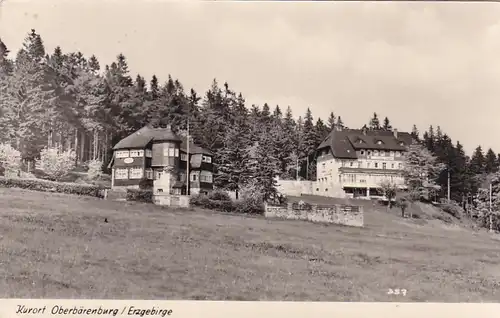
<box><xmin>0</xmin><ymin>187</ymin><xmax>499</xmax><ymax>301</ymax></box>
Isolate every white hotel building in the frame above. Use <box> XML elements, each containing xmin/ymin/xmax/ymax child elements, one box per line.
<box><xmin>315</xmin><ymin>127</ymin><xmax>412</xmax><ymax>199</ymax></box>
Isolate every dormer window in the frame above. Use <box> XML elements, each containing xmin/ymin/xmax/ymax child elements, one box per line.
<box><xmin>399</xmin><ymin>141</ymin><xmax>405</xmax><ymax>146</ymax></box>
<box><xmin>376</xmin><ymin>140</ymin><xmax>383</xmax><ymax>145</ymax></box>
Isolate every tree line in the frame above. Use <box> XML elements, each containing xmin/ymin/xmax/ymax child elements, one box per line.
<box><xmin>1</xmin><ymin>29</ymin><xmax>500</xmax><ymax>205</ymax></box>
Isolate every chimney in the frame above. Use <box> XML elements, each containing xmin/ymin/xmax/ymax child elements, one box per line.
<box><xmin>393</xmin><ymin>129</ymin><xmax>398</xmax><ymax>138</ymax></box>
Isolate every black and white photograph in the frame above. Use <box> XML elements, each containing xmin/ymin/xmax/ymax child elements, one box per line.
<box><xmin>1</xmin><ymin>0</ymin><xmax>500</xmax><ymax>302</ymax></box>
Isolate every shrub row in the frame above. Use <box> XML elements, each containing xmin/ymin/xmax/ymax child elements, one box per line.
<box><xmin>126</xmin><ymin>189</ymin><xmax>153</xmax><ymax>203</ymax></box>
<box><xmin>190</xmin><ymin>191</ymin><xmax>265</xmax><ymax>215</ymax></box>
<box><xmin>0</xmin><ymin>176</ymin><xmax>108</xmax><ymax>198</ymax></box>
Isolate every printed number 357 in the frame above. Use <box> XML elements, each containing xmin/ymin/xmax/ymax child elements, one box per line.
<box><xmin>387</xmin><ymin>288</ymin><xmax>407</xmax><ymax>296</ymax></box>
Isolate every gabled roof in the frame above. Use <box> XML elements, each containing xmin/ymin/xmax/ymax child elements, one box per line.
<box><xmin>112</xmin><ymin>126</ymin><xmax>213</xmax><ymax>156</ymax></box>
<box><xmin>317</xmin><ymin>128</ymin><xmax>412</xmax><ymax>159</ymax></box>
<box><xmin>112</xmin><ymin>125</ymin><xmax>182</xmax><ymax>150</ymax></box>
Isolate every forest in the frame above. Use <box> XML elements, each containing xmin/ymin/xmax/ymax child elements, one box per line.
<box><xmin>0</xmin><ymin>29</ymin><xmax>499</xmax><ymax>206</ymax></box>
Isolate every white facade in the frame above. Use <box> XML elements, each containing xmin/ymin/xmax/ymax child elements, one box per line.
<box><xmin>316</xmin><ymin>148</ymin><xmax>406</xmax><ymax>199</ymax></box>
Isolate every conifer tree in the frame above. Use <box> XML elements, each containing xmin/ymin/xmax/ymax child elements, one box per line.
<box><xmin>315</xmin><ymin>118</ymin><xmax>329</xmax><ymax>142</ymax></box>
<box><xmin>411</xmin><ymin>124</ymin><xmax>419</xmax><ymax>141</ymax></box>
<box><xmin>251</xmin><ymin>126</ymin><xmax>280</xmax><ymax>202</ymax></box>
<box><xmin>368</xmin><ymin>112</ymin><xmax>381</xmax><ymax>130</ymax></box>
<box><xmin>485</xmin><ymin>148</ymin><xmax>498</xmax><ymax>174</ymax></box>
<box><xmin>470</xmin><ymin>146</ymin><xmax>486</xmax><ymax>175</ymax></box>
<box><xmin>327</xmin><ymin>112</ymin><xmax>336</xmax><ymax>131</ymax></box>
<box><xmin>336</xmin><ymin>116</ymin><xmax>344</xmax><ymax>129</ymax></box>
<box><xmin>382</xmin><ymin>117</ymin><xmax>392</xmax><ymax>131</ymax></box>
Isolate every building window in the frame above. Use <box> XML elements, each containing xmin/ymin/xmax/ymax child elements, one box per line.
<box><xmin>129</xmin><ymin>167</ymin><xmax>143</xmax><ymax>179</ymax></box>
<box><xmin>115</xmin><ymin>168</ymin><xmax>128</xmax><ymax>179</ymax></box>
<box><xmin>350</xmin><ymin>161</ymin><xmax>353</xmax><ymax>167</ymax></box>
<box><xmin>145</xmin><ymin>149</ymin><xmax>152</xmax><ymax>158</ymax></box>
<box><xmin>163</xmin><ymin>143</ymin><xmax>178</xmax><ymax>157</ymax></box>
<box><xmin>375</xmin><ymin>162</ymin><xmax>379</xmax><ymax>168</ymax></box>
<box><xmin>358</xmin><ymin>161</ymin><xmax>362</xmax><ymax>168</ymax></box>
<box><xmin>130</xmin><ymin>150</ymin><xmax>144</xmax><ymax>157</ymax></box>
<box><xmin>390</xmin><ymin>151</ymin><xmax>394</xmax><ymax>157</ymax></box>
<box><xmin>202</xmin><ymin>155</ymin><xmax>212</xmax><ymax>163</ymax></box>
<box><xmin>391</xmin><ymin>163</ymin><xmax>395</xmax><ymax>169</ymax></box>
<box><xmin>116</xmin><ymin>150</ymin><xmax>129</xmax><ymax>158</ymax></box>
<box><xmin>382</xmin><ymin>163</ymin><xmax>387</xmax><ymax>170</ymax></box>
<box><xmin>200</xmin><ymin>171</ymin><xmax>213</xmax><ymax>183</ymax></box>
<box><xmin>367</xmin><ymin>162</ymin><xmax>371</xmax><ymax>168</ymax></box>
<box><xmin>360</xmin><ymin>150</ymin><xmax>365</xmax><ymax>155</ymax></box>
<box><xmin>322</xmin><ymin>163</ymin><xmax>326</xmax><ymax>168</ymax></box>
<box><xmin>190</xmin><ymin>173</ymin><xmax>198</xmax><ymax>182</ymax></box>
<box><xmin>398</xmin><ymin>163</ymin><xmax>403</xmax><ymax>169</ymax></box>
<box><xmin>181</xmin><ymin>153</ymin><xmax>188</xmax><ymax>161</ymax></box>
<box><xmin>368</xmin><ymin>151</ymin><xmax>372</xmax><ymax>156</ymax></box>
<box><xmin>374</xmin><ymin>150</ymin><xmax>379</xmax><ymax>155</ymax></box>
<box><xmin>145</xmin><ymin>169</ymin><xmax>153</xmax><ymax>180</ymax></box>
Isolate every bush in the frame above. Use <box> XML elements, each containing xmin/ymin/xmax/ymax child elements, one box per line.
<box><xmin>126</xmin><ymin>188</ymin><xmax>153</xmax><ymax>203</ymax></box>
<box><xmin>0</xmin><ymin>143</ymin><xmax>21</xmax><ymax>178</ymax></box>
<box><xmin>190</xmin><ymin>188</ymin><xmax>265</xmax><ymax>215</ymax></box>
<box><xmin>0</xmin><ymin>176</ymin><xmax>108</xmax><ymax>198</ymax></box>
<box><xmin>234</xmin><ymin>196</ymin><xmax>265</xmax><ymax>214</ymax></box>
<box><xmin>87</xmin><ymin>159</ymin><xmax>104</xmax><ymax>181</ymax></box>
<box><xmin>190</xmin><ymin>193</ymin><xmax>236</xmax><ymax>212</ymax></box>
<box><xmin>440</xmin><ymin>201</ymin><xmax>464</xmax><ymax>219</ymax></box>
<box><xmin>208</xmin><ymin>190</ymin><xmax>231</xmax><ymax>202</ymax></box>
<box><xmin>138</xmin><ymin>177</ymin><xmax>153</xmax><ymax>190</ymax></box>
<box><xmin>36</xmin><ymin>147</ymin><xmax>76</xmax><ymax>181</ymax></box>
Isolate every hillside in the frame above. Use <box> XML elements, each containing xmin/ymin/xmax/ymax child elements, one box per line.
<box><xmin>288</xmin><ymin>194</ymin><xmax>478</xmax><ymax>229</ymax></box>
<box><xmin>0</xmin><ymin>188</ymin><xmax>499</xmax><ymax>301</ymax></box>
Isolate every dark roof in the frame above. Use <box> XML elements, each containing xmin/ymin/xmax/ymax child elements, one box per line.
<box><xmin>112</xmin><ymin>125</ymin><xmax>182</xmax><ymax>150</ymax></box>
<box><xmin>317</xmin><ymin>128</ymin><xmax>413</xmax><ymax>159</ymax></box>
<box><xmin>180</xmin><ymin>137</ymin><xmax>213</xmax><ymax>156</ymax></box>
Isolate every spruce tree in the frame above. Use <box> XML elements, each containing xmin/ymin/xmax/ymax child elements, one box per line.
<box><xmin>470</xmin><ymin>146</ymin><xmax>486</xmax><ymax>175</ymax></box>
<box><xmin>411</xmin><ymin>124</ymin><xmax>419</xmax><ymax>141</ymax></box>
<box><xmin>485</xmin><ymin>148</ymin><xmax>498</xmax><ymax>174</ymax></box>
<box><xmin>368</xmin><ymin>112</ymin><xmax>381</xmax><ymax>130</ymax></box>
<box><xmin>336</xmin><ymin>116</ymin><xmax>344</xmax><ymax>129</ymax></box>
<box><xmin>252</xmin><ymin>127</ymin><xmax>280</xmax><ymax>202</ymax></box>
<box><xmin>327</xmin><ymin>112</ymin><xmax>336</xmax><ymax>131</ymax></box>
<box><xmin>382</xmin><ymin>117</ymin><xmax>392</xmax><ymax>131</ymax></box>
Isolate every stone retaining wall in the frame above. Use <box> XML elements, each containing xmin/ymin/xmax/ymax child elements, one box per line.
<box><xmin>264</xmin><ymin>202</ymin><xmax>364</xmax><ymax>227</ymax></box>
<box><xmin>153</xmin><ymin>194</ymin><xmax>190</xmax><ymax>208</ymax></box>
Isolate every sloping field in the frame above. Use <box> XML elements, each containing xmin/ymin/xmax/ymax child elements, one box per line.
<box><xmin>0</xmin><ymin>187</ymin><xmax>499</xmax><ymax>301</ymax></box>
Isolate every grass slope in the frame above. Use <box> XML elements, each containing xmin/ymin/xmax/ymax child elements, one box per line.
<box><xmin>1</xmin><ymin>187</ymin><xmax>499</xmax><ymax>301</ymax></box>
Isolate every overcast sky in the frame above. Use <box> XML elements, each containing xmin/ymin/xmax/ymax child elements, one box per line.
<box><xmin>1</xmin><ymin>0</ymin><xmax>499</xmax><ymax>155</ymax></box>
